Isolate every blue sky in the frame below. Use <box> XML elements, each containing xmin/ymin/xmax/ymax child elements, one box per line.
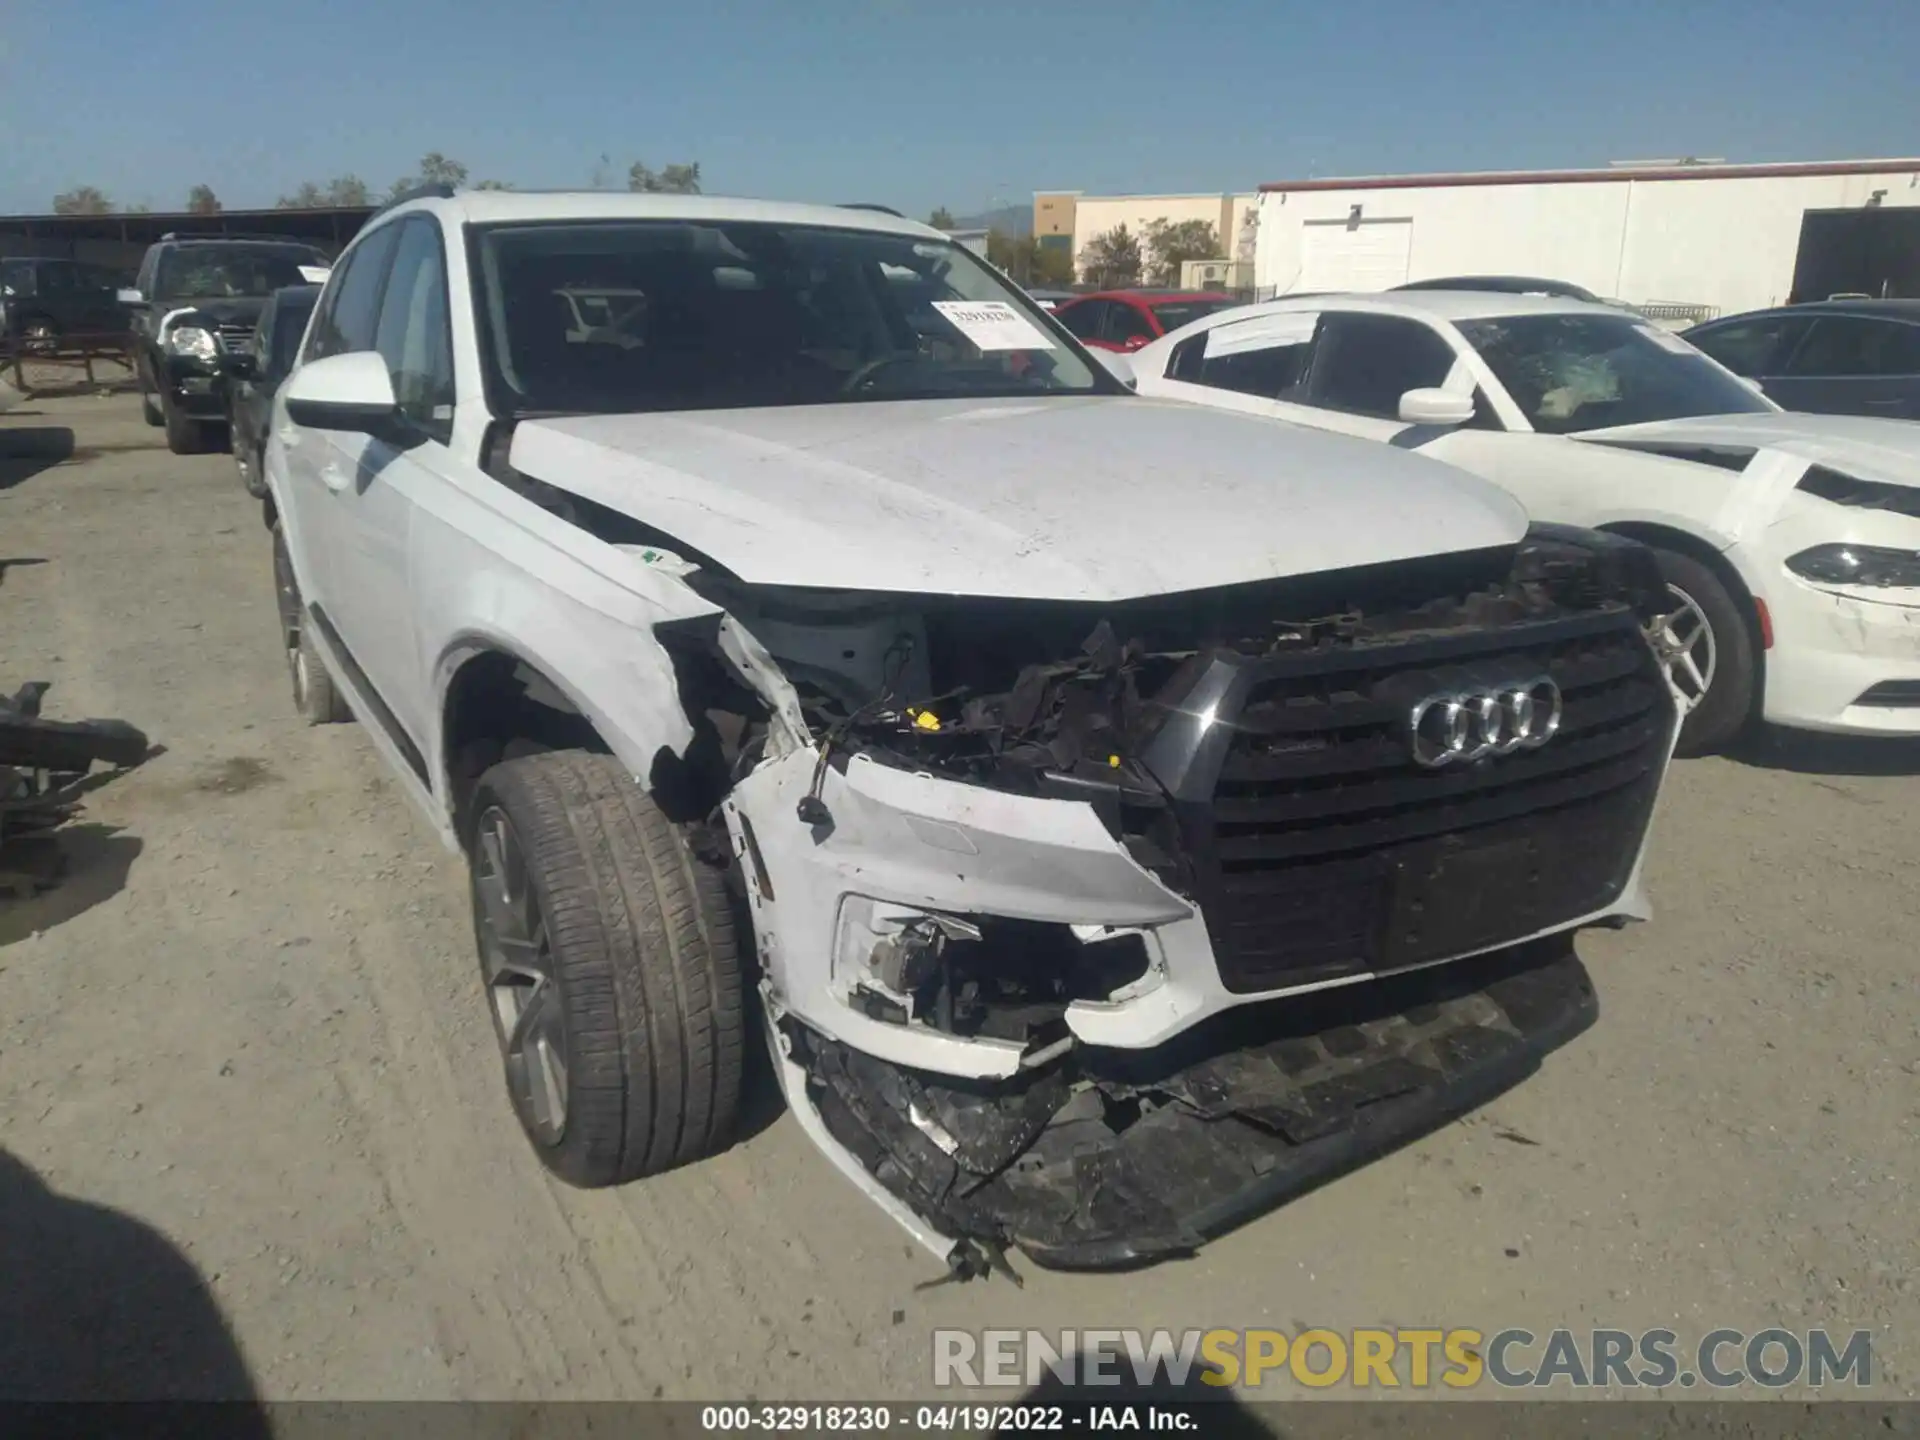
<box><xmin>3</xmin><ymin>0</ymin><xmax>1917</xmax><ymax>217</ymax></box>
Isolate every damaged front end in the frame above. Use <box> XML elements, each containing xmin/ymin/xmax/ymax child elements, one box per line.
<box><xmin>657</xmin><ymin>524</ymin><xmax>1677</xmax><ymax>1273</ymax></box>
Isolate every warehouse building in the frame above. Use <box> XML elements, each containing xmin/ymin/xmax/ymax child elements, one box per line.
<box><xmin>0</xmin><ymin>205</ymin><xmax>374</xmax><ymax>273</ymax></box>
<box><xmin>1250</xmin><ymin>157</ymin><xmax>1920</xmax><ymax>319</ymax></box>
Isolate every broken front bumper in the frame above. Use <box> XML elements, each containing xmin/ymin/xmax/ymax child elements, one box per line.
<box><xmin>797</xmin><ymin>938</ymin><xmax>1595</xmax><ymax>1271</ymax></box>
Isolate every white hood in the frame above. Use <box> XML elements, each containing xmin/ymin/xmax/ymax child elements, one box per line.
<box><xmin>1576</xmin><ymin>412</ymin><xmax>1920</xmax><ymax>490</ymax></box>
<box><xmin>510</xmin><ymin>396</ymin><xmax>1526</xmax><ymax>600</ymax></box>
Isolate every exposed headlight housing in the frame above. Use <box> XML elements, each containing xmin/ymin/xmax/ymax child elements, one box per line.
<box><xmin>165</xmin><ymin>325</ymin><xmax>218</xmax><ymax>362</ymax></box>
<box><xmin>1786</xmin><ymin>543</ymin><xmax>1920</xmax><ymax>588</ymax></box>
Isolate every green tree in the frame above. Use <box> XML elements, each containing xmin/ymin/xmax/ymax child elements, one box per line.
<box><xmin>387</xmin><ymin>153</ymin><xmax>469</xmax><ymax>200</ymax></box>
<box><xmin>186</xmin><ymin>184</ymin><xmax>221</xmax><ymax>214</ymax></box>
<box><xmin>628</xmin><ymin>160</ymin><xmax>702</xmax><ymax>194</ymax></box>
<box><xmin>1078</xmin><ymin>224</ymin><xmax>1143</xmax><ymax>289</ymax></box>
<box><xmin>928</xmin><ymin>206</ymin><xmax>957</xmax><ymax>229</ymax></box>
<box><xmin>52</xmin><ymin>186</ymin><xmax>113</xmax><ymax>215</ymax></box>
<box><xmin>276</xmin><ymin>181</ymin><xmax>326</xmax><ymax>209</ymax></box>
<box><xmin>472</xmin><ymin>179</ymin><xmax>514</xmax><ymax>191</ymax></box>
<box><xmin>989</xmin><ymin>230</ymin><xmax>1050</xmax><ymax>285</ymax></box>
<box><xmin>1030</xmin><ymin>242</ymin><xmax>1076</xmax><ymax>287</ymax></box>
<box><xmin>1141</xmin><ymin>218</ymin><xmax>1221</xmax><ymax>287</ymax></box>
<box><xmin>325</xmin><ymin>175</ymin><xmax>371</xmax><ymax>206</ymax></box>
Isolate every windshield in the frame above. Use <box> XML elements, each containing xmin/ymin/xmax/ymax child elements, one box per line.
<box><xmin>154</xmin><ymin>245</ymin><xmax>327</xmax><ymax>301</ymax></box>
<box><xmin>471</xmin><ymin>219</ymin><xmax>1108</xmax><ymax>415</ymax></box>
<box><xmin>1148</xmin><ymin>299</ymin><xmax>1238</xmax><ymax>331</ymax></box>
<box><xmin>1457</xmin><ymin>313</ymin><xmax>1772</xmax><ymax>434</ymax></box>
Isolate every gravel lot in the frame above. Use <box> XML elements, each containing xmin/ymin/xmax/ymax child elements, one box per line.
<box><xmin>2</xmin><ymin>390</ymin><xmax>1915</xmax><ymax>1406</ymax></box>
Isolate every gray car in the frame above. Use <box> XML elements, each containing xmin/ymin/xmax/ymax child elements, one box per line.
<box><xmin>1685</xmin><ymin>299</ymin><xmax>1920</xmax><ymax>419</ymax></box>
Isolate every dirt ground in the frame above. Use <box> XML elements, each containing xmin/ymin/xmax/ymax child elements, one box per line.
<box><xmin>2</xmin><ymin>389</ymin><xmax>1916</xmax><ymax>1405</ymax></box>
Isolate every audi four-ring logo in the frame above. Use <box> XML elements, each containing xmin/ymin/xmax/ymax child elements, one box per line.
<box><xmin>1407</xmin><ymin>677</ymin><xmax>1563</xmax><ymax>768</ymax></box>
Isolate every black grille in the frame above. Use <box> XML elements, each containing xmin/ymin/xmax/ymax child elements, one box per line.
<box><xmin>1150</xmin><ymin>609</ymin><xmax>1675</xmax><ymax>994</ymax></box>
<box><xmin>214</xmin><ymin>322</ymin><xmax>254</xmax><ymax>354</ymax></box>
<box><xmin>1857</xmin><ymin>680</ymin><xmax>1920</xmax><ymax>708</ymax></box>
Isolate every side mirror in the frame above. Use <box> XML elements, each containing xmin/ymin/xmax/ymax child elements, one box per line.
<box><xmin>116</xmin><ymin>288</ymin><xmax>145</xmax><ymax>306</ymax></box>
<box><xmin>1398</xmin><ymin>387</ymin><xmax>1475</xmax><ymax>426</ymax></box>
<box><xmin>283</xmin><ymin>351</ymin><xmax>401</xmax><ymax>436</ymax></box>
<box><xmin>1092</xmin><ymin>350</ymin><xmax>1138</xmax><ymax>391</ymax></box>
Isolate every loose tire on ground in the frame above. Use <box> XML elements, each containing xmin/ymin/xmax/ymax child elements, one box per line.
<box><xmin>270</xmin><ymin>523</ymin><xmax>350</xmax><ymax>725</ymax></box>
<box><xmin>465</xmin><ymin>750</ymin><xmax>745</xmax><ymax>1188</ymax></box>
<box><xmin>1651</xmin><ymin>546</ymin><xmax>1755</xmax><ymax>756</ymax></box>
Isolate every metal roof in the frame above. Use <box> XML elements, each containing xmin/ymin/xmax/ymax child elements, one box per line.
<box><xmin>1259</xmin><ymin>158</ymin><xmax>1920</xmax><ymax>194</ymax></box>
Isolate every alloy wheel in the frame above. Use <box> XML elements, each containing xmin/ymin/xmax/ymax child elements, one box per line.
<box><xmin>1651</xmin><ymin>583</ymin><xmax>1717</xmax><ymax>705</ymax></box>
<box><xmin>471</xmin><ymin>806</ymin><xmax>570</xmax><ymax>1142</ymax></box>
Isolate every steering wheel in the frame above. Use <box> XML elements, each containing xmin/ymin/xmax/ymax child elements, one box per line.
<box><xmin>840</xmin><ymin>351</ymin><xmax>923</xmax><ymax>395</ymax></box>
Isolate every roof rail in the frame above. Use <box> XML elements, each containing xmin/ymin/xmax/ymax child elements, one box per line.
<box><xmin>370</xmin><ymin>182</ymin><xmax>458</xmax><ymax>220</ymax></box>
<box><xmin>839</xmin><ymin>203</ymin><xmax>904</xmax><ymax>217</ymax></box>
<box><xmin>161</xmin><ymin>231</ymin><xmax>319</xmax><ymax>246</ymax></box>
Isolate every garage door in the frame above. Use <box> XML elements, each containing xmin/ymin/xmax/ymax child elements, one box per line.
<box><xmin>1299</xmin><ymin>219</ymin><xmax>1413</xmax><ymax>292</ymax></box>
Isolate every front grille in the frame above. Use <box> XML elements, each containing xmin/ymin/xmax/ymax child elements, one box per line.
<box><xmin>1156</xmin><ymin>610</ymin><xmax>1675</xmax><ymax>993</ymax></box>
<box><xmin>214</xmin><ymin>322</ymin><xmax>254</xmax><ymax>354</ymax></box>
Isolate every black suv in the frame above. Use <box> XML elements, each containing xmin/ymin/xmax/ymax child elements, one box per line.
<box><xmin>225</xmin><ymin>284</ymin><xmax>321</xmax><ymax>498</ymax></box>
<box><xmin>126</xmin><ymin>234</ymin><xmax>331</xmax><ymax>453</ymax></box>
<box><xmin>1</xmin><ymin>257</ymin><xmax>133</xmax><ymax>352</ymax></box>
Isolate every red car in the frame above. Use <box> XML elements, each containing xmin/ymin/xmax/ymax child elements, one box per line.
<box><xmin>1053</xmin><ymin>289</ymin><xmax>1242</xmax><ymax>352</ymax></box>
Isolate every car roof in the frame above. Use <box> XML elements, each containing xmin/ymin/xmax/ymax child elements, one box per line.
<box><xmin>1695</xmin><ymin>298</ymin><xmax>1920</xmax><ymax>326</ymax></box>
<box><xmin>1076</xmin><ymin>289</ymin><xmax>1234</xmax><ymax>304</ymax></box>
<box><xmin>390</xmin><ymin>190</ymin><xmax>946</xmax><ymax>241</ymax></box>
<box><xmin>1395</xmin><ymin>275</ymin><xmax>1600</xmax><ymax>299</ymax></box>
<box><xmin>1238</xmin><ymin>290</ymin><xmax>1627</xmax><ymax>323</ymax></box>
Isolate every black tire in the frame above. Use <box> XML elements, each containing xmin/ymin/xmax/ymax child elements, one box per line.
<box><xmin>1649</xmin><ymin>547</ymin><xmax>1755</xmax><ymax>756</ymax></box>
<box><xmin>235</xmin><ymin>430</ymin><xmax>266</xmax><ymax>498</ymax></box>
<box><xmin>163</xmin><ymin>394</ymin><xmax>206</xmax><ymax>455</ymax></box>
<box><xmin>270</xmin><ymin>523</ymin><xmax>350</xmax><ymax>725</ymax></box>
<box><xmin>466</xmin><ymin>750</ymin><xmax>744</xmax><ymax>1187</ymax></box>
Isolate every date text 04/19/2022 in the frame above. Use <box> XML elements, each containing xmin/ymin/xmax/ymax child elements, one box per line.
<box><xmin>699</xmin><ymin>1403</ymin><xmax>1199</xmax><ymax>1431</ymax></box>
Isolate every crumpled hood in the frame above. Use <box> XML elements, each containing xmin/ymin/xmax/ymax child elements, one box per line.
<box><xmin>510</xmin><ymin>396</ymin><xmax>1527</xmax><ymax>600</ymax></box>
<box><xmin>1575</xmin><ymin>412</ymin><xmax>1920</xmax><ymax>490</ymax></box>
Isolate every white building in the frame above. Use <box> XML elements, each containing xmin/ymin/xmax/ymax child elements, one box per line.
<box><xmin>1250</xmin><ymin>158</ymin><xmax>1920</xmax><ymax>319</ymax></box>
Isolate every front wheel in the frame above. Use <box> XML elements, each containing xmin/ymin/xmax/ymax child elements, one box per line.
<box><xmin>465</xmin><ymin>750</ymin><xmax>745</xmax><ymax>1187</ymax></box>
<box><xmin>163</xmin><ymin>394</ymin><xmax>206</xmax><ymax>455</ymax></box>
<box><xmin>1647</xmin><ymin>548</ymin><xmax>1755</xmax><ymax>756</ymax></box>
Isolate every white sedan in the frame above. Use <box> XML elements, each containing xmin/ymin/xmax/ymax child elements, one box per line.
<box><xmin>1132</xmin><ymin>291</ymin><xmax>1920</xmax><ymax>753</ymax></box>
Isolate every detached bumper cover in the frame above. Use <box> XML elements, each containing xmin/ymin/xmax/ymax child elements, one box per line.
<box><xmin>800</xmin><ymin>937</ymin><xmax>1596</xmax><ymax>1271</ymax></box>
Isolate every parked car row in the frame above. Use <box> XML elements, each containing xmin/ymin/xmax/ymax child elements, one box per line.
<box><xmin>114</xmin><ymin>233</ymin><xmax>333</xmax><ymax>453</ymax></box>
<box><xmin>148</xmin><ymin>192</ymin><xmax>1912</xmax><ymax>1283</ymax></box>
<box><xmin>1120</xmin><ymin>287</ymin><xmax>1920</xmax><ymax>753</ymax></box>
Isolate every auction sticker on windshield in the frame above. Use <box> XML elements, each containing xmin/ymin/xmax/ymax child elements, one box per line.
<box><xmin>932</xmin><ymin>300</ymin><xmax>1056</xmax><ymax>351</ymax></box>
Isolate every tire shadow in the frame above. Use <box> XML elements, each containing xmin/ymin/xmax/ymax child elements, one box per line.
<box><xmin>1728</xmin><ymin>724</ymin><xmax>1920</xmax><ymax>777</ymax></box>
<box><xmin>0</xmin><ymin>822</ymin><xmax>143</xmax><ymax>948</ymax></box>
<box><xmin>0</xmin><ymin>1148</ymin><xmax>267</xmax><ymax>1421</ymax></box>
<box><xmin>0</xmin><ymin>425</ymin><xmax>76</xmax><ymax>492</ymax></box>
